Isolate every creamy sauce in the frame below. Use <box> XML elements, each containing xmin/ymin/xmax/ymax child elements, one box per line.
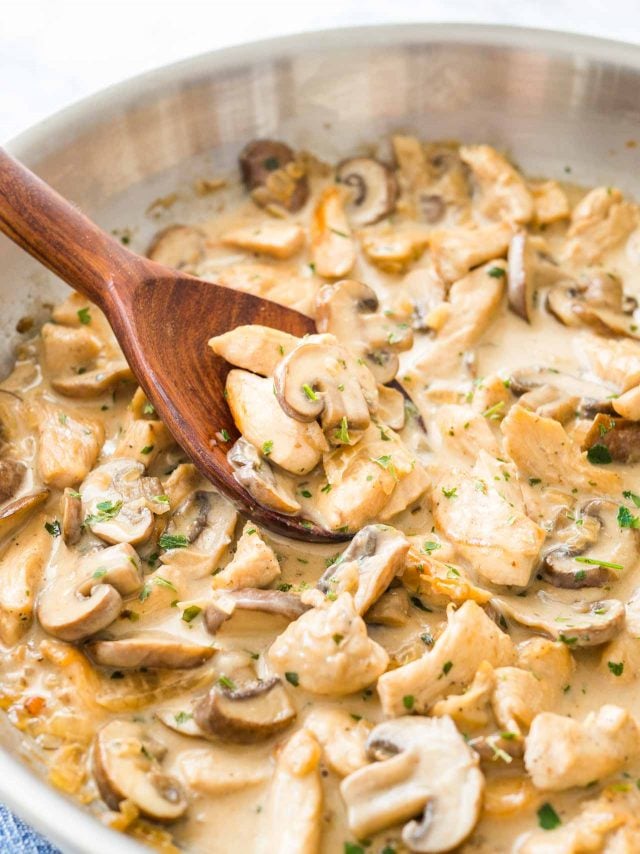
<box><xmin>2</xmin><ymin>138</ymin><xmax>640</xmax><ymax>853</ymax></box>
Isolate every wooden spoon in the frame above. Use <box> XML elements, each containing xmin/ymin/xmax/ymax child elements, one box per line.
<box><xmin>0</xmin><ymin>148</ymin><xmax>346</xmax><ymax>542</ymax></box>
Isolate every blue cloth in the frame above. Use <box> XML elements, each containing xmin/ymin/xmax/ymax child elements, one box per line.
<box><xmin>0</xmin><ymin>805</ymin><xmax>60</xmax><ymax>853</ymax></box>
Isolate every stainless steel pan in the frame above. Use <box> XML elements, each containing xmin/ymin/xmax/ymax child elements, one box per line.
<box><xmin>2</xmin><ymin>23</ymin><xmax>640</xmax><ymax>852</ymax></box>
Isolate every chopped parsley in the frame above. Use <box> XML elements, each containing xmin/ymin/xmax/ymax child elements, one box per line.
<box><xmin>158</xmin><ymin>532</ymin><xmax>188</xmax><ymax>550</ymax></box>
<box><xmin>44</xmin><ymin>520</ymin><xmax>61</xmax><ymax>537</ymax></box>
<box><xmin>330</xmin><ymin>228</ymin><xmax>349</xmax><ymax>238</ymax></box>
<box><xmin>84</xmin><ymin>499</ymin><xmax>123</xmax><ymax>527</ymax></box>
<box><xmin>442</xmin><ymin>486</ymin><xmax>458</xmax><ymax>499</ymax></box>
<box><xmin>300</xmin><ymin>489</ymin><xmax>312</xmax><ymax>498</ymax></box>
<box><xmin>182</xmin><ymin>605</ymin><xmax>202</xmax><ymax>623</ymax></box>
<box><xmin>574</xmin><ymin>556</ymin><xmax>623</xmax><ymax>571</ymax></box>
<box><xmin>336</xmin><ymin>417</ymin><xmax>350</xmax><ymax>444</ymax></box>
<box><xmin>92</xmin><ymin>568</ymin><xmax>107</xmax><ymax>579</ymax></box>
<box><xmin>402</xmin><ymin>695</ymin><xmax>415</xmax><ymax>710</ymax></box>
<box><xmin>77</xmin><ymin>307</ymin><xmax>91</xmax><ymax>325</ymax></box>
<box><xmin>220</xmin><ymin>429</ymin><xmax>231</xmax><ymax>442</ymax></box>
<box><xmin>142</xmin><ymin>402</ymin><xmax>156</xmax><ymax>416</ymax></box>
<box><xmin>320</xmin><ymin>482</ymin><xmax>332</xmax><ymax>494</ymax></box>
<box><xmin>618</xmin><ymin>505</ymin><xmax>640</xmax><ymax>529</ymax></box>
<box><xmin>608</xmin><ymin>661</ymin><xmax>624</xmax><ymax>676</ymax></box>
<box><xmin>623</xmin><ymin>490</ymin><xmax>640</xmax><ymax>508</ymax></box>
<box><xmin>528</xmin><ymin>477</ymin><xmax>542</xmax><ymax>486</ymax></box>
<box><xmin>262</xmin><ymin>440</ymin><xmax>273</xmax><ymax>456</ymax></box>
<box><xmin>371</xmin><ymin>454</ymin><xmax>398</xmax><ymax>480</ymax></box>
<box><xmin>422</xmin><ymin>540</ymin><xmax>441</xmax><ymax>554</ymax></box>
<box><xmin>174</xmin><ymin>711</ymin><xmax>193</xmax><ymax>725</ymax></box>
<box><xmin>140</xmin><ymin>445</ymin><xmax>154</xmax><ymax>455</ymax></box>
<box><xmin>285</xmin><ymin>671</ymin><xmax>299</xmax><ymax>687</ymax></box>
<box><xmin>537</xmin><ymin>802</ymin><xmax>561</xmax><ymax>830</ymax></box>
<box><xmin>343</xmin><ymin>844</ymin><xmax>365</xmax><ymax>854</ymax></box>
<box><xmin>302</xmin><ymin>383</ymin><xmax>318</xmax><ymax>401</ymax></box>
<box><xmin>217</xmin><ymin>675</ymin><xmax>236</xmax><ymax>690</ymax></box>
<box><xmin>332</xmin><ymin>633</ymin><xmax>344</xmax><ymax>645</ymax></box>
<box><xmin>587</xmin><ymin>444</ymin><xmax>612</xmax><ymax>465</ymax></box>
<box><xmin>442</xmin><ymin>660</ymin><xmax>453</xmax><ymax>675</ymax></box>
<box><xmin>487</xmin><ymin>266</ymin><xmax>506</xmax><ymax>278</ymax></box>
<box><xmin>482</xmin><ymin>401</ymin><xmax>505</xmax><ymax>420</ymax></box>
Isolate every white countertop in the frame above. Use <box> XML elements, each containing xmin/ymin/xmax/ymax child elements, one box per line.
<box><xmin>3</xmin><ymin>0</ymin><xmax>640</xmax><ymax>142</ymax></box>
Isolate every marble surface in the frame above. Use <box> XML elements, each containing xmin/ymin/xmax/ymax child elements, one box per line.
<box><xmin>3</xmin><ymin>0</ymin><xmax>640</xmax><ymax>142</ymax></box>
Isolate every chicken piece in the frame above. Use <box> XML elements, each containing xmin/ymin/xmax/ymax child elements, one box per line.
<box><xmin>42</xmin><ymin>323</ymin><xmax>102</xmax><ymax>372</ymax></box>
<box><xmin>433</xmin><ymin>451</ymin><xmax>545</xmax><ymax>587</ymax></box>
<box><xmin>492</xmin><ymin>652</ymin><xmax>573</xmax><ymax>736</ymax></box>
<box><xmin>460</xmin><ymin>144</ymin><xmax>533</xmax><ymax>225</ymax></box>
<box><xmin>162</xmin><ymin>463</ymin><xmax>202</xmax><ymax>509</ymax></box>
<box><xmin>613</xmin><ymin>384</ymin><xmax>640</xmax><ymax>420</ymax></box>
<box><xmin>402</xmin><ymin>262</ymin><xmax>506</xmax><ymax>399</ymax></box>
<box><xmin>516</xmin><ymin>636</ymin><xmax>575</xmax><ymax>685</ymax></box>
<box><xmin>600</xmin><ymin>588</ymin><xmax>640</xmax><ymax>684</ymax></box>
<box><xmin>524</xmin><ymin>705</ymin><xmax>640</xmax><ymax>791</ymax></box>
<box><xmin>520</xmin><ymin>788</ymin><xmax>640</xmax><ymax>854</ymax></box>
<box><xmin>212</xmin><ymin>523</ymin><xmax>280</xmax><ymax>590</ymax></box>
<box><xmin>430</xmin><ymin>660</ymin><xmax>495</xmax><ymax>730</ymax></box>
<box><xmin>429</xmin><ymin>222</ymin><xmax>512</xmax><ymax>284</ymax></box>
<box><xmin>377</xmin><ymin>464</ymin><xmax>430</xmax><ymax>522</ymax></box>
<box><xmin>578</xmin><ymin>332</ymin><xmax>640</xmax><ymax>393</ymax></box>
<box><xmin>305</xmin><ymin>707</ymin><xmax>372</xmax><ymax>777</ymax></box>
<box><xmin>502</xmin><ymin>405</ymin><xmax>621</xmax><ymax>495</ymax></box>
<box><xmin>377</xmin><ymin>600</ymin><xmax>514</xmax><ymax>717</ymax></box>
<box><xmin>428</xmin><ymin>404</ymin><xmax>501</xmax><ymax>466</ymax></box>
<box><xmin>361</xmin><ymin>225</ymin><xmax>430</xmax><ymax>274</ymax></box>
<box><xmin>529</xmin><ymin>180</ymin><xmax>570</xmax><ymax>225</ymax></box>
<box><xmin>226</xmin><ymin>369</ymin><xmax>328</xmax><ymax>475</ymax></box>
<box><xmin>208</xmin><ymin>325</ymin><xmax>299</xmax><ymax>377</ymax></box>
<box><xmin>268</xmin><ymin>592</ymin><xmax>389</xmax><ymax>696</ymax></box>
<box><xmin>563</xmin><ymin>186</ymin><xmax>638</xmax><ymax>265</ymax></box>
<box><xmin>221</xmin><ymin>222</ymin><xmax>305</xmax><ymax>259</ymax></box>
<box><xmin>402</xmin><ymin>551</ymin><xmax>493</xmax><ymax>610</ymax></box>
<box><xmin>471</xmin><ymin>375</ymin><xmax>512</xmax><ymax>419</ymax></box>
<box><xmin>318</xmin><ymin>423</ymin><xmax>417</xmax><ymax>532</ymax></box>
<box><xmin>215</xmin><ymin>262</ymin><xmax>318</xmax><ymax>316</ymax></box>
<box><xmin>259</xmin><ymin>730</ymin><xmax>322</xmax><ymax>854</ymax></box>
<box><xmin>113</xmin><ymin>419</ymin><xmax>173</xmax><ymax>467</ymax></box>
<box><xmin>310</xmin><ymin>186</ymin><xmax>355</xmax><ymax>278</ymax></box>
<box><xmin>37</xmin><ymin>408</ymin><xmax>104</xmax><ymax>489</ymax></box>
<box><xmin>0</xmin><ymin>525</ymin><xmax>52</xmax><ymax>646</ymax></box>
<box><xmin>177</xmin><ymin>747</ymin><xmax>271</xmax><ymax>795</ymax></box>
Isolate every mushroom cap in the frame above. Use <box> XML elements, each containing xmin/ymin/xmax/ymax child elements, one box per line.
<box><xmin>86</xmin><ymin>631</ymin><xmax>215</xmax><ymax>670</ymax></box>
<box><xmin>273</xmin><ymin>338</ymin><xmax>376</xmax><ymax>436</ymax></box>
<box><xmin>38</xmin><ymin>580</ymin><xmax>122</xmax><ymax>642</ymax></box>
<box><xmin>509</xmin><ymin>366</ymin><xmax>615</xmax><ymax>416</ymax></box>
<box><xmin>547</xmin><ymin>279</ymin><xmax>640</xmax><ymax>339</ymax></box>
<box><xmin>194</xmin><ymin>676</ymin><xmax>296</xmax><ymax>743</ymax></box>
<box><xmin>0</xmin><ymin>488</ymin><xmax>49</xmax><ymax>541</ymax></box>
<box><xmin>228</xmin><ymin>438</ymin><xmax>301</xmax><ymax>515</ymax></box>
<box><xmin>93</xmin><ymin>720</ymin><xmax>187</xmax><ymax>822</ymax></box>
<box><xmin>341</xmin><ymin>715</ymin><xmax>483</xmax><ymax>851</ymax></box>
<box><xmin>238</xmin><ymin>139</ymin><xmax>308</xmax><ymax>212</ymax></box>
<box><xmin>507</xmin><ymin>231</ymin><xmax>535</xmax><ymax>322</ymax></box>
<box><xmin>0</xmin><ymin>458</ymin><xmax>26</xmax><ymax>503</ymax></box>
<box><xmin>81</xmin><ymin>459</ymin><xmax>155</xmax><ymax>545</ymax></box>
<box><xmin>336</xmin><ymin>157</ymin><xmax>398</xmax><ymax>227</ymax></box>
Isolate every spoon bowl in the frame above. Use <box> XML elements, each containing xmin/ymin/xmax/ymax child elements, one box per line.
<box><xmin>0</xmin><ymin>148</ymin><xmax>347</xmax><ymax>541</ymax></box>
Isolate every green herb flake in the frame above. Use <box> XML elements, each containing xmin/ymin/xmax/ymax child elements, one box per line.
<box><xmin>488</xmin><ymin>266</ymin><xmax>506</xmax><ymax>278</ymax></box>
<box><xmin>153</xmin><ymin>576</ymin><xmax>177</xmax><ymax>592</ymax></box>
<box><xmin>442</xmin><ymin>486</ymin><xmax>458</xmax><ymax>499</ymax></box>
<box><xmin>300</xmin><ymin>490</ymin><xmax>312</xmax><ymax>498</ymax></box>
<box><xmin>574</xmin><ymin>556</ymin><xmax>623</xmax><ymax>571</ymax></box>
<box><xmin>529</xmin><ymin>477</ymin><xmax>542</xmax><ymax>486</ymax></box>
<box><xmin>77</xmin><ymin>307</ymin><xmax>91</xmax><ymax>325</ymax></box>
<box><xmin>336</xmin><ymin>417</ymin><xmax>350</xmax><ymax>444</ymax></box>
<box><xmin>262</xmin><ymin>440</ymin><xmax>273</xmax><ymax>456</ymax></box>
<box><xmin>608</xmin><ymin>661</ymin><xmax>624</xmax><ymax>677</ymax></box>
<box><xmin>220</xmin><ymin>429</ymin><xmax>231</xmax><ymax>442</ymax></box>
<box><xmin>320</xmin><ymin>483</ymin><xmax>332</xmax><ymax>494</ymax></box>
<box><xmin>217</xmin><ymin>675</ymin><xmax>236</xmax><ymax>690</ymax></box>
<box><xmin>159</xmin><ymin>533</ymin><xmax>188</xmax><ymax>550</ymax></box>
<box><xmin>330</xmin><ymin>228</ymin><xmax>349</xmax><ymax>238</ymax></box>
<box><xmin>174</xmin><ymin>711</ymin><xmax>193</xmax><ymax>725</ymax></box>
<box><xmin>343</xmin><ymin>844</ymin><xmax>365</xmax><ymax>854</ymax></box>
<box><xmin>285</xmin><ymin>671</ymin><xmax>299</xmax><ymax>687</ymax></box>
<box><xmin>140</xmin><ymin>444</ymin><xmax>154</xmax><ymax>455</ymax></box>
<box><xmin>182</xmin><ymin>605</ymin><xmax>202</xmax><ymax>623</ymax></box>
<box><xmin>442</xmin><ymin>660</ymin><xmax>453</xmax><ymax>675</ymax></box>
<box><xmin>537</xmin><ymin>802</ymin><xmax>561</xmax><ymax>830</ymax></box>
<box><xmin>587</xmin><ymin>444</ymin><xmax>613</xmax><ymax>465</ymax></box>
<box><xmin>422</xmin><ymin>540</ymin><xmax>441</xmax><ymax>554</ymax></box>
<box><xmin>371</xmin><ymin>454</ymin><xmax>398</xmax><ymax>480</ymax></box>
<box><xmin>92</xmin><ymin>568</ymin><xmax>107</xmax><ymax>579</ymax></box>
<box><xmin>44</xmin><ymin>520</ymin><xmax>61</xmax><ymax>537</ymax></box>
<box><xmin>618</xmin><ymin>505</ymin><xmax>640</xmax><ymax>529</ymax></box>
<box><xmin>142</xmin><ymin>402</ymin><xmax>156</xmax><ymax>416</ymax></box>
<box><xmin>482</xmin><ymin>400</ymin><xmax>505</xmax><ymax>420</ymax></box>
<box><xmin>84</xmin><ymin>499</ymin><xmax>123</xmax><ymax>527</ymax></box>
<box><xmin>623</xmin><ymin>490</ymin><xmax>640</xmax><ymax>508</ymax></box>
<box><xmin>402</xmin><ymin>694</ymin><xmax>415</xmax><ymax>710</ymax></box>
<box><xmin>302</xmin><ymin>383</ymin><xmax>318</xmax><ymax>401</ymax></box>
<box><xmin>332</xmin><ymin>633</ymin><xmax>344</xmax><ymax>645</ymax></box>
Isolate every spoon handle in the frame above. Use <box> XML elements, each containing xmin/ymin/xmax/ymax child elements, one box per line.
<box><xmin>0</xmin><ymin>148</ymin><xmax>144</xmax><ymax>309</ymax></box>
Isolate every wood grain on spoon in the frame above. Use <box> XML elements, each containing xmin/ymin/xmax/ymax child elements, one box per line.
<box><xmin>0</xmin><ymin>148</ymin><xmax>347</xmax><ymax>542</ymax></box>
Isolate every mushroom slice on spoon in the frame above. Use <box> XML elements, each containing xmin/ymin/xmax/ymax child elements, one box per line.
<box><xmin>93</xmin><ymin>720</ymin><xmax>187</xmax><ymax>822</ymax></box>
<box><xmin>86</xmin><ymin>631</ymin><xmax>215</xmax><ymax>670</ymax></box>
<box><xmin>336</xmin><ymin>157</ymin><xmax>398</xmax><ymax>226</ymax></box>
<box><xmin>227</xmin><ymin>438</ymin><xmax>301</xmax><ymax>515</ymax></box>
<box><xmin>194</xmin><ymin>675</ymin><xmax>296</xmax><ymax>743</ymax></box>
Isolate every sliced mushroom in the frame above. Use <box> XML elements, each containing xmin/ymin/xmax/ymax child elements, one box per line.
<box><xmin>364</xmin><ymin>586</ymin><xmax>411</xmax><ymax>627</ymax></box>
<box><xmin>93</xmin><ymin>720</ymin><xmax>187</xmax><ymax>821</ymax></box>
<box><xmin>395</xmin><ymin>267</ymin><xmax>447</xmax><ymax>332</ymax></box>
<box><xmin>164</xmin><ymin>490</ymin><xmax>210</xmax><ymax>544</ymax></box>
<box><xmin>507</xmin><ymin>231</ymin><xmax>560</xmax><ymax>322</ymax></box>
<box><xmin>340</xmin><ymin>716</ymin><xmax>484</xmax><ymax>851</ymax></box>
<box><xmin>509</xmin><ymin>366</ymin><xmax>616</xmax><ymax>416</ymax></box>
<box><xmin>86</xmin><ymin>631</ymin><xmax>215</xmax><ymax>670</ymax></box>
<box><xmin>194</xmin><ymin>675</ymin><xmax>296</xmax><ymax>743</ymax></box>
<box><xmin>547</xmin><ymin>274</ymin><xmax>640</xmax><ymax>339</ymax></box>
<box><xmin>146</xmin><ymin>224</ymin><xmax>205</xmax><ymax>270</ymax></box>
<box><xmin>0</xmin><ymin>488</ymin><xmax>49</xmax><ymax>541</ymax></box>
<box><xmin>0</xmin><ymin>458</ymin><xmax>25</xmax><ymax>503</ymax></box>
<box><xmin>336</xmin><ymin>157</ymin><xmax>398</xmax><ymax>226</ymax></box>
<box><xmin>81</xmin><ymin>459</ymin><xmax>158</xmax><ymax>545</ymax></box>
<box><xmin>51</xmin><ymin>361</ymin><xmax>133</xmax><ymax>398</ymax></box>
<box><xmin>315</xmin><ymin>280</ymin><xmax>413</xmax><ymax>384</ymax></box>
<box><xmin>493</xmin><ymin>592</ymin><xmax>625</xmax><ymax>647</ymax></box>
<box><xmin>273</xmin><ymin>337</ymin><xmax>378</xmax><ymax>441</ymax></box>
<box><xmin>582</xmin><ymin>413</ymin><xmax>640</xmax><ymax>463</ymax></box>
<box><xmin>239</xmin><ymin>139</ymin><xmax>309</xmax><ymax>212</ymax></box>
<box><xmin>468</xmin><ymin>732</ymin><xmax>524</xmax><ymax>763</ymax></box>
<box><xmin>61</xmin><ymin>487</ymin><xmax>83</xmax><ymax>545</ymax></box>
<box><xmin>156</xmin><ymin>709</ymin><xmax>206</xmax><ymax>739</ymax></box>
<box><xmin>228</xmin><ymin>438</ymin><xmax>301</xmax><ymax>515</ymax></box>
<box><xmin>317</xmin><ymin>524</ymin><xmax>410</xmax><ymax>615</ymax></box>
<box><xmin>204</xmin><ymin>588</ymin><xmax>308</xmax><ymax>635</ymax></box>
